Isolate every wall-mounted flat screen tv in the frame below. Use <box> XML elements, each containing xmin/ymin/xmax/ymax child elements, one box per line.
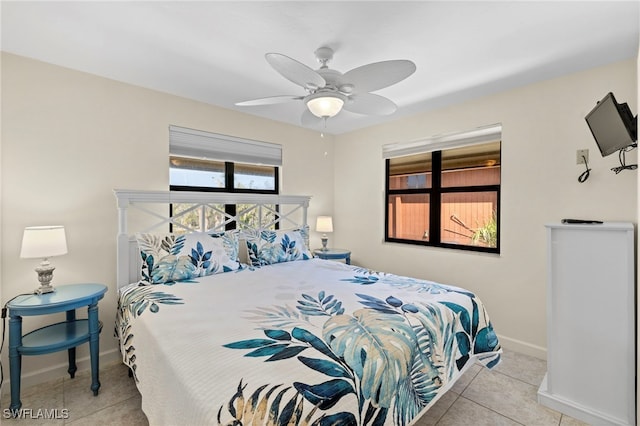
<box><xmin>585</xmin><ymin>92</ymin><xmax>637</xmax><ymax>157</ymax></box>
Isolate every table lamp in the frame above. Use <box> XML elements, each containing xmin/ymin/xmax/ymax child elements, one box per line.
<box><xmin>316</xmin><ymin>216</ymin><xmax>333</xmax><ymax>251</ymax></box>
<box><xmin>20</xmin><ymin>226</ymin><xmax>68</xmax><ymax>294</ymax></box>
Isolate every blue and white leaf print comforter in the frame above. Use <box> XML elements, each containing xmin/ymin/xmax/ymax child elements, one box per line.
<box><xmin>116</xmin><ymin>258</ymin><xmax>501</xmax><ymax>426</ymax></box>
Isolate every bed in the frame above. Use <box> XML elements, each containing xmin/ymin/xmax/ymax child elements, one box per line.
<box><xmin>113</xmin><ymin>190</ymin><xmax>501</xmax><ymax>426</ymax></box>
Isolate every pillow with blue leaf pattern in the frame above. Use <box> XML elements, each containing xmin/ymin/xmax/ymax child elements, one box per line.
<box><xmin>245</xmin><ymin>228</ymin><xmax>312</xmax><ymax>267</ymax></box>
<box><xmin>136</xmin><ymin>231</ymin><xmax>240</xmax><ymax>284</ymax></box>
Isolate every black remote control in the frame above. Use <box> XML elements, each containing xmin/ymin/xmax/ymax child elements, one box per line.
<box><xmin>561</xmin><ymin>219</ymin><xmax>603</xmax><ymax>224</ymax></box>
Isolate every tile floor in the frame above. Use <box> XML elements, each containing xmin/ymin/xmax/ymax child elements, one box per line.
<box><xmin>1</xmin><ymin>349</ymin><xmax>589</xmax><ymax>425</ymax></box>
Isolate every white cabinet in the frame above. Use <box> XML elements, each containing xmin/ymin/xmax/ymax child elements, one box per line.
<box><xmin>538</xmin><ymin>222</ymin><xmax>635</xmax><ymax>426</ymax></box>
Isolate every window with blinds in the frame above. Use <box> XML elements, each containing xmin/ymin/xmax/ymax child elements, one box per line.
<box><xmin>168</xmin><ymin>125</ymin><xmax>281</xmax><ymax>232</ymax></box>
<box><xmin>169</xmin><ymin>125</ymin><xmax>280</xmax><ymax>193</ymax></box>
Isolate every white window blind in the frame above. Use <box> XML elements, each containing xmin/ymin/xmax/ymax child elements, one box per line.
<box><xmin>169</xmin><ymin>125</ymin><xmax>282</xmax><ymax>166</ymax></box>
<box><xmin>383</xmin><ymin>124</ymin><xmax>502</xmax><ymax>159</ymax></box>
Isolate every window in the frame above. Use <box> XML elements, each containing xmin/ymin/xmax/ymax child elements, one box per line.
<box><xmin>384</xmin><ymin>125</ymin><xmax>501</xmax><ymax>253</ymax></box>
<box><xmin>170</xmin><ymin>157</ymin><xmax>226</xmax><ymax>189</ymax></box>
<box><xmin>168</xmin><ymin>126</ymin><xmax>281</xmax><ymax>232</ymax></box>
<box><xmin>169</xmin><ymin>157</ymin><xmax>278</xmax><ymax>193</ymax></box>
<box><xmin>233</xmin><ymin>163</ymin><xmax>278</xmax><ymax>191</ymax></box>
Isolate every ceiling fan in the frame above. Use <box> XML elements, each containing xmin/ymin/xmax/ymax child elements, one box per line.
<box><xmin>236</xmin><ymin>46</ymin><xmax>416</xmax><ymax>127</ymax></box>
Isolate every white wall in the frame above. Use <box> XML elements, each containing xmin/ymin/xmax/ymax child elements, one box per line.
<box><xmin>0</xmin><ymin>52</ymin><xmax>335</xmax><ymax>390</ymax></box>
<box><xmin>333</xmin><ymin>59</ymin><xmax>637</xmax><ymax>358</ymax></box>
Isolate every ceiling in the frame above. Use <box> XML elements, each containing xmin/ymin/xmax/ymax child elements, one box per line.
<box><xmin>2</xmin><ymin>1</ymin><xmax>638</xmax><ymax>135</ymax></box>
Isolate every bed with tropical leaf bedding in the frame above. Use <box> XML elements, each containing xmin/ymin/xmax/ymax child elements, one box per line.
<box><xmin>113</xmin><ymin>190</ymin><xmax>501</xmax><ymax>426</ymax></box>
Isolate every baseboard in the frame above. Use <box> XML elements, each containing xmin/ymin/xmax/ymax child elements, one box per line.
<box><xmin>538</xmin><ymin>374</ymin><xmax>632</xmax><ymax>426</ymax></box>
<box><xmin>496</xmin><ymin>333</ymin><xmax>547</xmax><ymax>360</ymax></box>
<box><xmin>1</xmin><ymin>348</ymin><xmax>122</xmax><ymax>397</ymax></box>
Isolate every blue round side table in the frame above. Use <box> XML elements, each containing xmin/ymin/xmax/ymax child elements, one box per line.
<box><xmin>313</xmin><ymin>248</ymin><xmax>351</xmax><ymax>265</ymax></box>
<box><xmin>7</xmin><ymin>283</ymin><xmax>107</xmax><ymax>413</ymax></box>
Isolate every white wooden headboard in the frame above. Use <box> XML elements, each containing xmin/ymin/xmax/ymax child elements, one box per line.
<box><xmin>114</xmin><ymin>189</ymin><xmax>311</xmax><ymax>289</ymax></box>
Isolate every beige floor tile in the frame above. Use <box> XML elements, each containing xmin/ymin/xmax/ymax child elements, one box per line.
<box><xmin>66</xmin><ymin>395</ymin><xmax>148</xmax><ymax>426</ymax></box>
<box><xmin>450</xmin><ymin>363</ymin><xmax>482</xmax><ymax>395</ymax></box>
<box><xmin>412</xmin><ymin>390</ymin><xmax>459</xmax><ymax>426</ymax></box>
<box><xmin>1</xmin><ymin>411</ymin><xmax>67</xmax><ymax>426</ymax></box>
<box><xmin>492</xmin><ymin>349</ymin><xmax>547</xmax><ymax>387</ymax></box>
<box><xmin>1</xmin><ymin>378</ymin><xmax>66</xmax><ymax>425</ymax></box>
<box><xmin>559</xmin><ymin>414</ymin><xmax>591</xmax><ymax>426</ymax></box>
<box><xmin>1</xmin><ymin>377</ymin><xmax>63</xmax><ymax>408</ymax></box>
<box><xmin>63</xmin><ymin>361</ymin><xmax>138</xmax><ymax>422</ymax></box>
<box><xmin>436</xmin><ymin>396</ymin><xmax>520</xmax><ymax>426</ymax></box>
<box><xmin>462</xmin><ymin>368</ymin><xmax>561</xmax><ymax>426</ymax></box>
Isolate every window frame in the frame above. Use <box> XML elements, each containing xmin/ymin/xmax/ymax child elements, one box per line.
<box><xmin>170</xmin><ymin>159</ymin><xmax>280</xmax><ymax>231</ymax></box>
<box><xmin>170</xmin><ymin>160</ymin><xmax>279</xmax><ymax>195</ymax></box>
<box><xmin>385</xmin><ymin>144</ymin><xmax>501</xmax><ymax>254</ymax></box>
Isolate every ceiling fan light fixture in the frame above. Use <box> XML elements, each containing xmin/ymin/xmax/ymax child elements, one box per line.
<box><xmin>306</xmin><ymin>93</ymin><xmax>345</xmax><ymax>118</ymax></box>
<box><xmin>241</xmin><ymin>48</ymin><xmax>416</xmax><ymax>127</ymax></box>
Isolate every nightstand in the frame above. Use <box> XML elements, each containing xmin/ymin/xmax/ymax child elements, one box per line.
<box><xmin>7</xmin><ymin>283</ymin><xmax>107</xmax><ymax>412</ymax></box>
<box><xmin>313</xmin><ymin>248</ymin><xmax>351</xmax><ymax>265</ymax></box>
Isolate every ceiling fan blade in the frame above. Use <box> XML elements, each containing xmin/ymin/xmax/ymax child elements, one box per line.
<box><xmin>301</xmin><ymin>109</ymin><xmax>325</xmax><ymax>127</ymax></box>
<box><xmin>266</xmin><ymin>53</ymin><xmax>326</xmax><ymax>90</ymax></box>
<box><xmin>343</xmin><ymin>60</ymin><xmax>416</xmax><ymax>93</ymax></box>
<box><xmin>236</xmin><ymin>95</ymin><xmax>303</xmax><ymax>106</ymax></box>
<box><xmin>343</xmin><ymin>93</ymin><xmax>397</xmax><ymax>116</ymax></box>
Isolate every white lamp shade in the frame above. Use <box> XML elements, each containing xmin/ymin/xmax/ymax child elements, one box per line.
<box><xmin>306</xmin><ymin>95</ymin><xmax>344</xmax><ymax>118</ymax></box>
<box><xmin>20</xmin><ymin>226</ymin><xmax>68</xmax><ymax>259</ymax></box>
<box><xmin>316</xmin><ymin>216</ymin><xmax>334</xmax><ymax>233</ymax></box>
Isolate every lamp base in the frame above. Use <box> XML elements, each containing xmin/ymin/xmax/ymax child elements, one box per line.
<box><xmin>321</xmin><ymin>237</ymin><xmax>328</xmax><ymax>251</ymax></box>
<box><xmin>34</xmin><ymin>261</ymin><xmax>56</xmax><ymax>295</ymax></box>
<box><xmin>35</xmin><ymin>284</ymin><xmax>55</xmax><ymax>295</ymax></box>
